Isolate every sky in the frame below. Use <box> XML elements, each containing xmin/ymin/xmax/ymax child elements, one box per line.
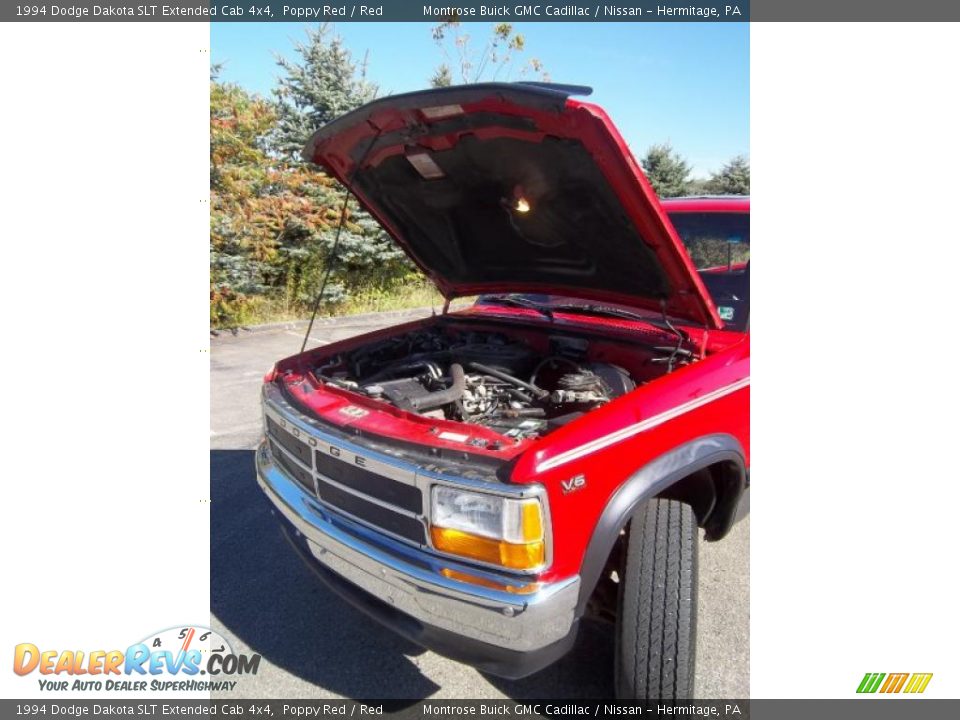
<box><xmin>211</xmin><ymin>22</ymin><xmax>748</xmax><ymax>178</ymax></box>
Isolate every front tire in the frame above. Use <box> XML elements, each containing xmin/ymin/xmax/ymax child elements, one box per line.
<box><xmin>615</xmin><ymin>498</ymin><xmax>698</xmax><ymax>699</ymax></box>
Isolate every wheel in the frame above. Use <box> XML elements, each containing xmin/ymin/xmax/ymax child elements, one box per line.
<box><xmin>615</xmin><ymin>498</ymin><xmax>699</xmax><ymax>699</ymax></box>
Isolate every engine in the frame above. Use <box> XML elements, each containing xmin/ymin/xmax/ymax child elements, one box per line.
<box><xmin>313</xmin><ymin>328</ymin><xmax>636</xmax><ymax>440</ymax></box>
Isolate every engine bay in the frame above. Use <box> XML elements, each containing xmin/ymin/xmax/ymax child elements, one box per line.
<box><xmin>309</xmin><ymin>324</ymin><xmax>686</xmax><ymax>442</ymax></box>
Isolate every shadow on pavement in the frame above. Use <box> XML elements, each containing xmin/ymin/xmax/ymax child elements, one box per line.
<box><xmin>484</xmin><ymin>619</ymin><xmax>614</xmax><ymax>699</ymax></box>
<box><xmin>211</xmin><ymin>448</ymin><xmax>614</xmax><ymax>700</ymax></box>
<box><xmin>211</xmin><ymin>449</ymin><xmax>438</xmax><ymax>702</ymax></box>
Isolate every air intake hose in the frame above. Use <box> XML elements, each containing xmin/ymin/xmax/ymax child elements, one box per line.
<box><xmin>408</xmin><ymin>363</ymin><xmax>466</xmax><ymax>411</ymax></box>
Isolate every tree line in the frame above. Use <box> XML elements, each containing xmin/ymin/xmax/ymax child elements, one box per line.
<box><xmin>210</xmin><ymin>23</ymin><xmax>749</xmax><ymax>328</ymax></box>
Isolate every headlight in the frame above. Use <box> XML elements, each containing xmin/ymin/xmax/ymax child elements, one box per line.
<box><xmin>430</xmin><ymin>486</ymin><xmax>545</xmax><ymax>571</ymax></box>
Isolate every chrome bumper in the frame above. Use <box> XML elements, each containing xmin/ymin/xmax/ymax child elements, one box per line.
<box><xmin>256</xmin><ymin>440</ymin><xmax>580</xmax><ymax>654</ymax></box>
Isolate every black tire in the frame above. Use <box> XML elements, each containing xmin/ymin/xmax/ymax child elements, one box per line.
<box><xmin>615</xmin><ymin>498</ymin><xmax>698</xmax><ymax>700</ymax></box>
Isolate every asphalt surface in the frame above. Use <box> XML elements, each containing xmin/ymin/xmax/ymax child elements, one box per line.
<box><xmin>210</xmin><ymin>309</ymin><xmax>749</xmax><ymax>700</ymax></box>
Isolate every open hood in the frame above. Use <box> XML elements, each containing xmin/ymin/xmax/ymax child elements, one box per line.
<box><xmin>303</xmin><ymin>83</ymin><xmax>722</xmax><ymax>328</ymax></box>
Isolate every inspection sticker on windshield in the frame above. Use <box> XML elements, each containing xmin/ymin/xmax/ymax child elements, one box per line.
<box><xmin>718</xmin><ymin>306</ymin><xmax>736</xmax><ymax>321</ymax></box>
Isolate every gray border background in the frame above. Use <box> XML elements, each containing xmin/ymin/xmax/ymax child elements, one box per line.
<box><xmin>3</xmin><ymin>1</ymin><xmax>960</xmax><ymax>22</ymax></box>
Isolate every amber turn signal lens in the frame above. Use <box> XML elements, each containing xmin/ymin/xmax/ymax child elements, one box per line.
<box><xmin>518</xmin><ymin>499</ymin><xmax>544</xmax><ymax>543</ymax></box>
<box><xmin>439</xmin><ymin>568</ymin><xmax>542</xmax><ymax>594</ymax></box>
<box><xmin>431</xmin><ymin>527</ymin><xmax>545</xmax><ymax>571</ymax></box>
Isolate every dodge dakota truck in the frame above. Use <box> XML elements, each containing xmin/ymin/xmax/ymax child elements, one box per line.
<box><xmin>255</xmin><ymin>83</ymin><xmax>749</xmax><ymax>699</ymax></box>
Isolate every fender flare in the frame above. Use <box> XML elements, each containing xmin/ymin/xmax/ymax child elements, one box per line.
<box><xmin>575</xmin><ymin>433</ymin><xmax>747</xmax><ymax>617</ymax></box>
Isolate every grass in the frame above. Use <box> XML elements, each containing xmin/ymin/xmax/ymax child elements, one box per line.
<box><xmin>335</xmin><ymin>283</ymin><xmax>446</xmax><ymax>316</ymax></box>
<box><xmin>211</xmin><ymin>282</ymin><xmax>447</xmax><ymax>330</ymax></box>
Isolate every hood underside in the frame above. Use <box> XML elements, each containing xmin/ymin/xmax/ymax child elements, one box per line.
<box><xmin>303</xmin><ymin>83</ymin><xmax>721</xmax><ymax>328</ymax></box>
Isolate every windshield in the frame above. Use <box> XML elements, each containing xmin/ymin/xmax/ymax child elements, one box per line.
<box><xmin>475</xmin><ymin>209</ymin><xmax>750</xmax><ymax>332</ymax></box>
<box><xmin>667</xmin><ymin>210</ymin><xmax>750</xmax><ymax>332</ymax></box>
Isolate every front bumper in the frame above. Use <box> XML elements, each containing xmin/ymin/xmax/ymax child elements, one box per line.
<box><xmin>256</xmin><ymin>441</ymin><xmax>581</xmax><ymax>678</ymax></box>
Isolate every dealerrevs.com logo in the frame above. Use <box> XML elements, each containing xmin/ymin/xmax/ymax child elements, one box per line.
<box><xmin>13</xmin><ymin>626</ymin><xmax>260</xmax><ymax>692</ymax></box>
<box><xmin>857</xmin><ymin>672</ymin><xmax>933</xmax><ymax>694</ymax></box>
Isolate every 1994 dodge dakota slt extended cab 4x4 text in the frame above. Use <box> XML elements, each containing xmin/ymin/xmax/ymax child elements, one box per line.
<box><xmin>255</xmin><ymin>83</ymin><xmax>749</xmax><ymax>699</ymax></box>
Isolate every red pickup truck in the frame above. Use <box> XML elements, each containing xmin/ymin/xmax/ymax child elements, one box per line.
<box><xmin>256</xmin><ymin>84</ymin><xmax>749</xmax><ymax>699</ymax></box>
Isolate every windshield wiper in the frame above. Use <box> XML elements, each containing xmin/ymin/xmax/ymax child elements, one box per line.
<box><xmin>553</xmin><ymin>302</ymin><xmax>697</xmax><ymax>372</ymax></box>
<box><xmin>480</xmin><ymin>295</ymin><xmax>554</xmax><ymax>321</ymax></box>
<box><xmin>547</xmin><ymin>303</ymin><xmax>687</xmax><ymax>338</ymax></box>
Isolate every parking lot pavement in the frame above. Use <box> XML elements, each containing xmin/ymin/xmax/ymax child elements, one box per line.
<box><xmin>210</xmin><ymin>310</ymin><xmax>749</xmax><ymax>699</ymax></box>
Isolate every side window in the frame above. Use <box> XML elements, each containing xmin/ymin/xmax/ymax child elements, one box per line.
<box><xmin>668</xmin><ymin>211</ymin><xmax>750</xmax><ymax>331</ymax></box>
<box><xmin>685</xmin><ymin>235</ymin><xmax>750</xmax><ymax>271</ymax></box>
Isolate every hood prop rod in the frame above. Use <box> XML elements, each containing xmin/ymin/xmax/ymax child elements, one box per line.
<box><xmin>301</xmin><ymin>126</ymin><xmax>382</xmax><ymax>355</ymax></box>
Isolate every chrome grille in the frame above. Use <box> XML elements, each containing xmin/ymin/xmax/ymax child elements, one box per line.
<box><xmin>265</xmin><ymin>417</ymin><xmax>312</xmax><ymax>467</ymax></box>
<box><xmin>264</xmin><ymin>406</ymin><xmax>426</xmax><ymax>546</ymax></box>
<box><xmin>269</xmin><ymin>439</ymin><xmax>313</xmax><ymax>493</ymax></box>
<box><xmin>314</xmin><ymin>450</ymin><xmax>421</xmax><ymax>513</ymax></box>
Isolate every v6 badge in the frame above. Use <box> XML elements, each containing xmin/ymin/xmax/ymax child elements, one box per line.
<box><xmin>561</xmin><ymin>474</ymin><xmax>587</xmax><ymax>494</ymax></box>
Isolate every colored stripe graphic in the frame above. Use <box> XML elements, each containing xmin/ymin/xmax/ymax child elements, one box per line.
<box><xmin>903</xmin><ymin>673</ymin><xmax>933</xmax><ymax>694</ymax></box>
<box><xmin>535</xmin><ymin>376</ymin><xmax>750</xmax><ymax>471</ymax></box>
<box><xmin>858</xmin><ymin>672</ymin><xmax>933</xmax><ymax>694</ymax></box>
<box><xmin>857</xmin><ymin>673</ymin><xmax>885</xmax><ymax>693</ymax></box>
<box><xmin>880</xmin><ymin>673</ymin><xmax>909</xmax><ymax>693</ymax></box>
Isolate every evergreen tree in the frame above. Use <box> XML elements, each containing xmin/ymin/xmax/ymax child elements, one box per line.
<box><xmin>706</xmin><ymin>155</ymin><xmax>750</xmax><ymax>195</ymax></box>
<box><xmin>640</xmin><ymin>142</ymin><xmax>692</xmax><ymax>198</ymax></box>
<box><xmin>267</xmin><ymin>24</ymin><xmax>414</xmax><ymax>313</ymax></box>
<box><xmin>272</xmin><ymin>24</ymin><xmax>378</xmax><ymax>160</ymax></box>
